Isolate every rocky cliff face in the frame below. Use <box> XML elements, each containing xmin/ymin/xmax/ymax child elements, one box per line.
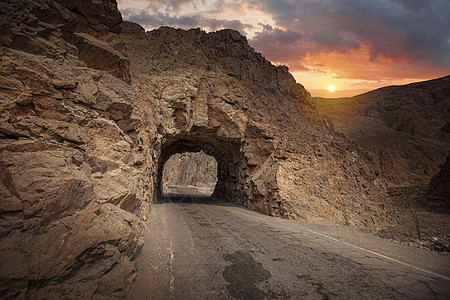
<box><xmin>163</xmin><ymin>151</ymin><xmax>217</xmax><ymax>189</ymax></box>
<box><xmin>0</xmin><ymin>1</ymin><xmax>147</xmax><ymax>298</ymax></box>
<box><xmin>0</xmin><ymin>0</ymin><xmax>394</xmax><ymax>298</ymax></box>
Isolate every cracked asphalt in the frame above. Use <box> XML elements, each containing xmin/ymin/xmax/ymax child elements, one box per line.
<box><xmin>128</xmin><ymin>186</ymin><xmax>450</xmax><ymax>299</ymax></box>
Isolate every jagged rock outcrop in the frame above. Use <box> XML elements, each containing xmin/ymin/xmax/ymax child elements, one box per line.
<box><xmin>0</xmin><ymin>1</ymin><xmax>147</xmax><ymax>298</ymax></box>
<box><xmin>1</xmin><ymin>0</ymin><xmax>396</xmax><ymax>298</ymax></box>
<box><xmin>163</xmin><ymin>151</ymin><xmax>217</xmax><ymax>189</ymax></box>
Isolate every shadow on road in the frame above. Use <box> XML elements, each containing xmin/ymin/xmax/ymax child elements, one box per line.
<box><xmin>159</xmin><ymin>186</ymin><xmax>228</xmax><ymax>206</ymax></box>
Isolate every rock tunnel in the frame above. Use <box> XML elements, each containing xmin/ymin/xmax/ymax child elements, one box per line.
<box><xmin>156</xmin><ymin>129</ymin><xmax>245</xmax><ymax>203</ymax></box>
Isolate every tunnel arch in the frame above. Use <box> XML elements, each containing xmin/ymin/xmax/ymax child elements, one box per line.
<box><xmin>156</xmin><ymin>129</ymin><xmax>245</xmax><ymax>203</ymax></box>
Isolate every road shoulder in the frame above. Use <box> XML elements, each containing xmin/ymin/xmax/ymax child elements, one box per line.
<box><xmin>127</xmin><ymin>204</ymin><xmax>170</xmax><ymax>299</ymax></box>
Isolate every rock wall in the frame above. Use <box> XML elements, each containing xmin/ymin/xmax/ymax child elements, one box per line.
<box><xmin>163</xmin><ymin>151</ymin><xmax>217</xmax><ymax>188</ymax></box>
<box><xmin>0</xmin><ymin>1</ymin><xmax>148</xmax><ymax>298</ymax></box>
<box><xmin>0</xmin><ymin>0</ymin><xmax>395</xmax><ymax>298</ymax></box>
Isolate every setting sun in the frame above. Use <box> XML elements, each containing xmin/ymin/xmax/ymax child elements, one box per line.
<box><xmin>328</xmin><ymin>85</ymin><xmax>336</xmax><ymax>92</ymax></box>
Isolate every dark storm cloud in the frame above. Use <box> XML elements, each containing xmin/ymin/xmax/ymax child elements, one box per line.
<box><xmin>389</xmin><ymin>0</ymin><xmax>430</xmax><ymax>12</ymax></box>
<box><xmin>308</xmin><ymin>31</ymin><xmax>360</xmax><ymax>54</ymax></box>
<box><xmin>118</xmin><ymin>0</ymin><xmax>197</xmax><ymax>10</ymax></box>
<box><xmin>121</xmin><ymin>8</ymin><xmax>253</xmax><ymax>34</ymax></box>
<box><xmin>249</xmin><ymin>26</ymin><xmax>307</xmax><ymax>70</ymax></box>
<box><xmin>249</xmin><ymin>0</ymin><xmax>450</xmax><ymax>71</ymax></box>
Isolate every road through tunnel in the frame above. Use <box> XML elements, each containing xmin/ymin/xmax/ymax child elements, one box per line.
<box><xmin>156</xmin><ymin>132</ymin><xmax>245</xmax><ymax>203</ymax></box>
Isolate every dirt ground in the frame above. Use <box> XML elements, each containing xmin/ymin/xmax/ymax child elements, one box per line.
<box><xmin>379</xmin><ymin>208</ymin><xmax>450</xmax><ymax>252</ymax></box>
<box><xmin>378</xmin><ymin>186</ymin><xmax>450</xmax><ymax>253</ymax></box>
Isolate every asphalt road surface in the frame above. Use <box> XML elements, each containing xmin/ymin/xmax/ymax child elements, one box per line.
<box><xmin>128</xmin><ymin>186</ymin><xmax>450</xmax><ymax>299</ymax></box>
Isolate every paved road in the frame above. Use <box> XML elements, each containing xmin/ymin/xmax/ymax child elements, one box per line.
<box><xmin>128</xmin><ymin>186</ymin><xmax>450</xmax><ymax>299</ymax></box>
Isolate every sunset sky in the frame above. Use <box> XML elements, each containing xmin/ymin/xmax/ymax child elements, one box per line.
<box><xmin>117</xmin><ymin>0</ymin><xmax>450</xmax><ymax>97</ymax></box>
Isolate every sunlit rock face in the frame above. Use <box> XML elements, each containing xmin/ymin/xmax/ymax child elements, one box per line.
<box><xmin>0</xmin><ymin>1</ymin><xmax>145</xmax><ymax>298</ymax></box>
<box><xmin>162</xmin><ymin>151</ymin><xmax>217</xmax><ymax>190</ymax></box>
<box><xmin>0</xmin><ymin>0</ymin><xmax>394</xmax><ymax>298</ymax></box>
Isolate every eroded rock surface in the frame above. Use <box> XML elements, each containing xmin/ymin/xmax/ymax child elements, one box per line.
<box><xmin>122</xmin><ymin>25</ymin><xmax>393</xmax><ymax>228</ymax></box>
<box><xmin>163</xmin><ymin>151</ymin><xmax>217</xmax><ymax>189</ymax></box>
<box><xmin>1</xmin><ymin>0</ymin><xmax>396</xmax><ymax>298</ymax></box>
<box><xmin>0</xmin><ymin>0</ymin><xmax>146</xmax><ymax>298</ymax></box>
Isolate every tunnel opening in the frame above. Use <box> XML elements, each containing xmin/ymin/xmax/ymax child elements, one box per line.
<box><xmin>156</xmin><ymin>131</ymin><xmax>245</xmax><ymax>204</ymax></box>
<box><xmin>162</xmin><ymin>151</ymin><xmax>218</xmax><ymax>198</ymax></box>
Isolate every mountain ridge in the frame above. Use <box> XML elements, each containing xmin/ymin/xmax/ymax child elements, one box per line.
<box><xmin>311</xmin><ymin>75</ymin><xmax>450</xmax><ymax>197</ymax></box>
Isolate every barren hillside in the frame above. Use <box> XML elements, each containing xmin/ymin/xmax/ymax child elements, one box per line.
<box><xmin>311</xmin><ymin>76</ymin><xmax>450</xmax><ymax>190</ymax></box>
<box><xmin>311</xmin><ymin>78</ymin><xmax>450</xmax><ymax>248</ymax></box>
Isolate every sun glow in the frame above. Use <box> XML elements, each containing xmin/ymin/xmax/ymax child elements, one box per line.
<box><xmin>328</xmin><ymin>85</ymin><xmax>336</xmax><ymax>92</ymax></box>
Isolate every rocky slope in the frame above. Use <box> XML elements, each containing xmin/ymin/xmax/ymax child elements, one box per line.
<box><xmin>0</xmin><ymin>0</ymin><xmax>397</xmax><ymax>298</ymax></box>
<box><xmin>430</xmin><ymin>152</ymin><xmax>450</xmax><ymax>204</ymax></box>
<box><xmin>311</xmin><ymin>77</ymin><xmax>450</xmax><ymax>190</ymax></box>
